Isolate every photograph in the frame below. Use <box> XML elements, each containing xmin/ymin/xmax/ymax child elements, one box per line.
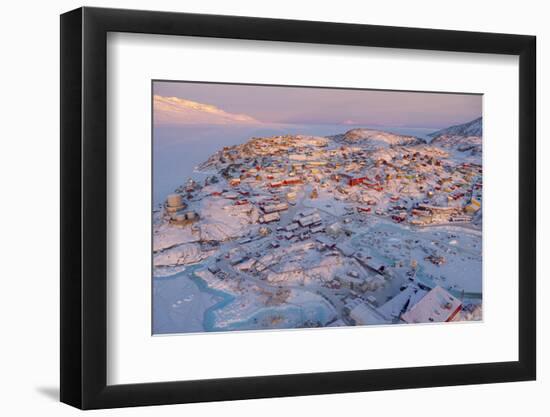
<box><xmin>152</xmin><ymin>81</ymin><xmax>483</xmax><ymax>335</ymax></box>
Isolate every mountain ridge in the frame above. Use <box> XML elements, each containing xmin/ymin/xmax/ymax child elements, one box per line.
<box><xmin>428</xmin><ymin>117</ymin><xmax>482</xmax><ymax>140</ymax></box>
<box><xmin>331</xmin><ymin>128</ymin><xmax>426</xmax><ymax>149</ymax></box>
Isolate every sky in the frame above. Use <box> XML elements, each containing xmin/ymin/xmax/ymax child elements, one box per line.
<box><xmin>153</xmin><ymin>81</ymin><xmax>482</xmax><ymax>129</ymax></box>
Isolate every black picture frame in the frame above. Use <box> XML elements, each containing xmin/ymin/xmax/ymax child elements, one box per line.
<box><xmin>60</xmin><ymin>6</ymin><xmax>536</xmax><ymax>410</ymax></box>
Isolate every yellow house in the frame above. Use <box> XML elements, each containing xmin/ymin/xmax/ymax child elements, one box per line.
<box><xmin>464</xmin><ymin>197</ymin><xmax>481</xmax><ymax>213</ymax></box>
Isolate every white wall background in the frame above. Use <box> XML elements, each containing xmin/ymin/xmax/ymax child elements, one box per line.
<box><xmin>0</xmin><ymin>0</ymin><xmax>545</xmax><ymax>415</ymax></box>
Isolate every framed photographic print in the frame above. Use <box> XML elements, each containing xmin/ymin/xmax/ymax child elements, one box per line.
<box><xmin>60</xmin><ymin>6</ymin><xmax>536</xmax><ymax>409</ymax></box>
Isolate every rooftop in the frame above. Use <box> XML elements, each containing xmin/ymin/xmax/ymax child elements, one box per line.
<box><xmin>401</xmin><ymin>286</ymin><xmax>462</xmax><ymax>324</ymax></box>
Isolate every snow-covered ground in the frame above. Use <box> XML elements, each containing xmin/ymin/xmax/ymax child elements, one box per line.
<box><xmin>153</xmin><ymin>118</ymin><xmax>483</xmax><ymax>334</ymax></box>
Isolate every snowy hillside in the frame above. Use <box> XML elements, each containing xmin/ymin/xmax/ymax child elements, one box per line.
<box><xmin>428</xmin><ymin>117</ymin><xmax>482</xmax><ymax>139</ymax></box>
<box><xmin>154</xmin><ymin>126</ymin><xmax>483</xmax><ymax>335</ymax></box>
<box><xmin>431</xmin><ymin>135</ymin><xmax>482</xmax><ymax>155</ymax></box>
<box><xmin>428</xmin><ymin>117</ymin><xmax>482</xmax><ymax>156</ymax></box>
<box><xmin>337</xmin><ymin>128</ymin><xmax>425</xmax><ymax>148</ymax></box>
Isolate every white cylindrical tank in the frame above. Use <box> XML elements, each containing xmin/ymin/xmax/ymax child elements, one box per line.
<box><xmin>166</xmin><ymin>194</ymin><xmax>183</xmax><ymax>208</ymax></box>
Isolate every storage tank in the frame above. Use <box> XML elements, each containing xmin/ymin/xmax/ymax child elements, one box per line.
<box><xmin>166</xmin><ymin>194</ymin><xmax>183</xmax><ymax>208</ymax></box>
<box><xmin>165</xmin><ymin>194</ymin><xmax>186</xmax><ymax>214</ymax></box>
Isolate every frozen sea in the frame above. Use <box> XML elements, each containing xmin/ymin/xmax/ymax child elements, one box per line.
<box><xmin>153</xmin><ymin>265</ymin><xmax>336</xmax><ymax>335</ymax></box>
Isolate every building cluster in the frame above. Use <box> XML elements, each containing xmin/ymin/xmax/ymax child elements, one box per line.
<box><xmin>195</xmin><ymin>136</ymin><xmax>483</xmax><ymax>231</ymax></box>
<box><xmin>157</xmin><ymin>132</ymin><xmax>482</xmax><ymax>328</ymax></box>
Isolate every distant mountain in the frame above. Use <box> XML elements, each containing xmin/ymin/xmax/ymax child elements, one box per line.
<box><xmin>428</xmin><ymin>117</ymin><xmax>482</xmax><ymax>140</ymax></box>
<box><xmin>336</xmin><ymin>128</ymin><xmax>426</xmax><ymax>148</ymax></box>
<box><xmin>153</xmin><ymin>95</ymin><xmax>260</xmax><ymax>125</ymax></box>
<box><xmin>428</xmin><ymin>117</ymin><xmax>482</xmax><ymax>156</ymax></box>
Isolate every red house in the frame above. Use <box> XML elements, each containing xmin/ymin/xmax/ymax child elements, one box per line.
<box><xmin>283</xmin><ymin>178</ymin><xmax>303</xmax><ymax>186</ymax></box>
<box><xmin>348</xmin><ymin>175</ymin><xmax>372</xmax><ymax>186</ymax></box>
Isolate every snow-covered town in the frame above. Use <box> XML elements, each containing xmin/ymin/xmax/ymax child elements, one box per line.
<box><xmin>153</xmin><ymin>117</ymin><xmax>483</xmax><ymax>334</ymax></box>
